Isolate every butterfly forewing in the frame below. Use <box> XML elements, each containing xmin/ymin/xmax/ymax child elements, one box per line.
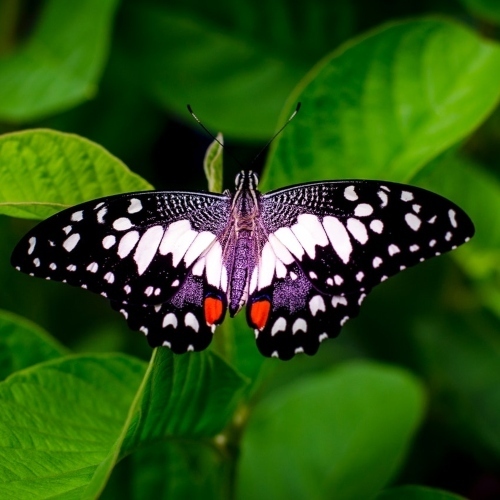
<box><xmin>260</xmin><ymin>180</ymin><xmax>474</xmax><ymax>296</ymax></box>
<box><xmin>11</xmin><ymin>191</ymin><xmax>231</xmax><ymax>305</ymax></box>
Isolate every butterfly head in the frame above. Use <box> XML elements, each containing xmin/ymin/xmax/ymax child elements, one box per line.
<box><xmin>235</xmin><ymin>171</ymin><xmax>259</xmax><ymax>192</ymax></box>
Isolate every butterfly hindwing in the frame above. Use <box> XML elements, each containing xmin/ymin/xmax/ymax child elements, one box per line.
<box><xmin>111</xmin><ymin>275</ymin><xmax>227</xmax><ymax>353</ymax></box>
<box><xmin>247</xmin><ymin>263</ymin><xmax>364</xmax><ymax>360</ymax></box>
<box><xmin>11</xmin><ymin>191</ymin><xmax>231</xmax><ymax>305</ymax></box>
<box><xmin>260</xmin><ymin>180</ymin><xmax>474</xmax><ymax>296</ymax></box>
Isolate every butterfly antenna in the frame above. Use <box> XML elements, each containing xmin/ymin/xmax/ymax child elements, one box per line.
<box><xmin>251</xmin><ymin>102</ymin><xmax>301</xmax><ymax>166</ymax></box>
<box><xmin>187</xmin><ymin>105</ymin><xmax>244</xmax><ymax>168</ymax></box>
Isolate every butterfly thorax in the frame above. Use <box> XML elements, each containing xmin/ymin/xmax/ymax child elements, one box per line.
<box><xmin>226</xmin><ymin>171</ymin><xmax>261</xmax><ymax>316</ymax></box>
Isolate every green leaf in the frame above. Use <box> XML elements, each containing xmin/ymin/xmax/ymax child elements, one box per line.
<box><xmin>263</xmin><ymin>19</ymin><xmax>500</xmax><ymax>189</ymax></box>
<box><xmin>121</xmin><ymin>0</ymin><xmax>355</xmax><ymax>139</ymax></box>
<box><xmin>122</xmin><ymin>348</ymin><xmax>247</xmax><ymax>449</ymax></box>
<box><xmin>0</xmin><ymin>354</ymin><xmax>146</xmax><ymax>499</ymax></box>
<box><xmin>85</xmin><ymin>348</ymin><xmax>248</xmax><ymax>497</ymax></box>
<box><xmin>102</xmin><ymin>440</ymin><xmax>228</xmax><ymax>500</ymax></box>
<box><xmin>0</xmin><ymin>129</ymin><xmax>153</xmax><ymax>219</ymax></box>
<box><xmin>0</xmin><ymin>309</ymin><xmax>67</xmax><ymax>380</ymax></box>
<box><xmin>376</xmin><ymin>485</ymin><xmax>467</xmax><ymax>500</ymax></box>
<box><xmin>459</xmin><ymin>0</ymin><xmax>500</xmax><ymax>24</ymax></box>
<box><xmin>204</xmin><ymin>133</ymin><xmax>224</xmax><ymax>193</ymax></box>
<box><xmin>237</xmin><ymin>362</ymin><xmax>426</xmax><ymax>500</ymax></box>
<box><xmin>0</xmin><ymin>0</ymin><xmax>120</xmax><ymax>122</ymax></box>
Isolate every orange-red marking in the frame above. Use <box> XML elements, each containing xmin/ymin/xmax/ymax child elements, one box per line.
<box><xmin>249</xmin><ymin>299</ymin><xmax>271</xmax><ymax>330</ymax></box>
<box><xmin>204</xmin><ymin>297</ymin><xmax>224</xmax><ymax>325</ymax></box>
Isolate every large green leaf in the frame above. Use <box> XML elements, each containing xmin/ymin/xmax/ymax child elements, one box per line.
<box><xmin>0</xmin><ymin>342</ymin><xmax>247</xmax><ymax>499</ymax></box>
<box><xmin>85</xmin><ymin>348</ymin><xmax>248</xmax><ymax>497</ymax></box>
<box><xmin>0</xmin><ymin>354</ymin><xmax>146</xmax><ymax>499</ymax></box>
<box><xmin>263</xmin><ymin>19</ymin><xmax>500</xmax><ymax>189</ymax></box>
<box><xmin>237</xmin><ymin>362</ymin><xmax>426</xmax><ymax>500</ymax></box>
<box><xmin>0</xmin><ymin>309</ymin><xmax>66</xmax><ymax>381</ymax></box>
<box><xmin>120</xmin><ymin>0</ymin><xmax>355</xmax><ymax>139</ymax></box>
<box><xmin>0</xmin><ymin>129</ymin><xmax>152</xmax><ymax>219</ymax></box>
<box><xmin>0</xmin><ymin>0</ymin><xmax>119</xmax><ymax>122</ymax></box>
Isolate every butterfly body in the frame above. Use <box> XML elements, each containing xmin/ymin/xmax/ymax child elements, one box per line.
<box><xmin>12</xmin><ymin>172</ymin><xmax>474</xmax><ymax>360</ymax></box>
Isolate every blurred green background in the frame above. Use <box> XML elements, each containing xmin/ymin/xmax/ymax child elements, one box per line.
<box><xmin>0</xmin><ymin>0</ymin><xmax>499</xmax><ymax>499</ymax></box>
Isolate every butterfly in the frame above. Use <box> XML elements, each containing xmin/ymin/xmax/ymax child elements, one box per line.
<box><xmin>11</xmin><ymin>171</ymin><xmax>474</xmax><ymax>360</ymax></box>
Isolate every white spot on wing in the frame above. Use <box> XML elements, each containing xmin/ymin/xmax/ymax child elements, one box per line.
<box><xmin>102</xmin><ymin>235</ymin><xmax>116</xmax><ymax>249</ymax></box>
<box><xmin>401</xmin><ymin>191</ymin><xmax>414</xmax><ymax>201</ymax></box>
<box><xmin>323</xmin><ymin>216</ymin><xmax>352</xmax><ymax>264</ymax></box>
<box><xmin>86</xmin><ymin>262</ymin><xmax>98</xmax><ymax>273</ymax></box>
<box><xmin>185</xmin><ymin>312</ymin><xmax>199</xmax><ymax>332</ymax></box>
<box><xmin>275</xmin><ymin>260</ymin><xmax>287</xmax><ymax>278</ymax></box>
<box><xmin>448</xmin><ymin>209</ymin><xmax>457</xmax><ymax>228</ymax></box>
<box><xmin>373</xmin><ymin>256</ymin><xmax>382</xmax><ymax>268</ymax></box>
<box><xmin>163</xmin><ymin>313</ymin><xmax>177</xmax><ymax>328</ymax></box>
<box><xmin>128</xmin><ymin>198</ymin><xmax>143</xmax><ymax>214</ymax></box>
<box><xmin>291</xmin><ymin>221</ymin><xmax>317</xmax><ymax>259</ymax></box>
<box><xmin>183</xmin><ymin>231</ymin><xmax>216</xmax><ymax>267</ymax></box>
<box><xmin>33</xmin><ymin>258</ymin><xmax>40</xmax><ymax>267</ymax></box>
<box><xmin>356</xmin><ymin>271</ymin><xmax>364</xmax><ymax>281</ymax></box>
<box><xmin>124</xmin><ymin>285</ymin><xmax>131</xmax><ymax>294</ymax></box>
<box><xmin>134</xmin><ymin>226</ymin><xmax>164</xmax><ymax>275</ymax></box>
<box><xmin>354</xmin><ymin>203</ymin><xmax>373</xmax><ymax>217</ymax></box>
<box><xmin>377</xmin><ymin>190</ymin><xmax>388</xmax><ymax>207</ymax></box>
<box><xmin>388</xmin><ymin>244</ymin><xmax>400</xmax><ymax>256</ymax></box>
<box><xmin>71</xmin><ymin>211</ymin><xmax>84</xmax><ymax>222</ymax></box>
<box><xmin>410</xmin><ymin>244</ymin><xmax>419</xmax><ymax>252</ymax></box>
<box><xmin>369</xmin><ymin>220</ymin><xmax>383</xmax><ymax>233</ymax></box>
<box><xmin>259</xmin><ymin>242</ymin><xmax>277</xmax><ymax>289</ymax></box>
<box><xmin>97</xmin><ymin>207</ymin><xmax>107</xmax><ymax>223</ymax></box>
<box><xmin>63</xmin><ymin>225</ymin><xmax>72</xmax><ymax>235</ymax></box>
<box><xmin>145</xmin><ymin>286</ymin><xmax>153</xmax><ymax>296</ymax></box>
<box><xmin>334</xmin><ymin>275</ymin><xmax>343</xmax><ymax>285</ymax></box>
<box><xmin>118</xmin><ymin>231</ymin><xmax>140</xmax><ymax>258</ymax></box>
<box><xmin>271</xmin><ymin>317</ymin><xmax>287</xmax><ymax>336</ymax></box>
<box><xmin>104</xmin><ymin>272</ymin><xmax>114</xmax><ymax>283</ymax></box>
<box><xmin>309</xmin><ymin>295</ymin><xmax>325</xmax><ymax>316</ymax></box>
<box><xmin>67</xmin><ymin>264</ymin><xmax>77</xmax><ymax>272</ymax></box>
<box><xmin>292</xmin><ymin>318</ymin><xmax>307</xmax><ymax>334</ymax></box>
<box><xmin>28</xmin><ymin>237</ymin><xmax>36</xmax><ymax>255</ymax></box>
<box><xmin>405</xmin><ymin>213</ymin><xmax>421</xmax><ymax>231</ymax></box>
<box><xmin>268</xmin><ymin>234</ymin><xmax>294</xmax><ymax>264</ymax></box>
<box><xmin>332</xmin><ymin>296</ymin><xmax>348</xmax><ymax>307</ymax></box>
<box><xmin>274</xmin><ymin>227</ymin><xmax>305</xmax><ymax>260</ymax></box>
<box><xmin>63</xmin><ymin>233</ymin><xmax>80</xmax><ymax>252</ymax></box>
<box><xmin>49</xmin><ymin>263</ymin><xmax>57</xmax><ymax>270</ymax></box>
<box><xmin>445</xmin><ymin>232</ymin><xmax>452</xmax><ymax>241</ymax></box>
<box><xmin>346</xmin><ymin>218</ymin><xmax>368</xmax><ymax>244</ymax></box>
<box><xmin>113</xmin><ymin>217</ymin><xmax>133</xmax><ymax>231</ymax></box>
<box><xmin>205</xmin><ymin>241</ymin><xmax>223</xmax><ymax>287</ymax></box>
<box><xmin>344</xmin><ymin>185</ymin><xmax>358</xmax><ymax>201</ymax></box>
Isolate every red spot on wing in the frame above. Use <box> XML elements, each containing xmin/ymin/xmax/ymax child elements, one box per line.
<box><xmin>249</xmin><ymin>299</ymin><xmax>271</xmax><ymax>330</ymax></box>
<box><xmin>204</xmin><ymin>296</ymin><xmax>225</xmax><ymax>325</ymax></box>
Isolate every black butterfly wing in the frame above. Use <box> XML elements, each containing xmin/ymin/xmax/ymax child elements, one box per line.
<box><xmin>12</xmin><ymin>191</ymin><xmax>232</xmax><ymax>306</ymax></box>
<box><xmin>259</xmin><ymin>180</ymin><xmax>474</xmax><ymax>295</ymax></box>
<box><xmin>111</xmin><ymin>275</ymin><xmax>227</xmax><ymax>353</ymax></box>
<box><xmin>247</xmin><ymin>180</ymin><xmax>474</xmax><ymax>359</ymax></box>
<box><xmin>247</xmin><ymin>262</ymin><xmax>364</xmax><ymax>360</ymax></box>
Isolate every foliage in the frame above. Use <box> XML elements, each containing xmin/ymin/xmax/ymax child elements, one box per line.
<box><xmin>0</xmin><ymin>1</ymin><xmax>499</xmax><ymax>499</ymax></box>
